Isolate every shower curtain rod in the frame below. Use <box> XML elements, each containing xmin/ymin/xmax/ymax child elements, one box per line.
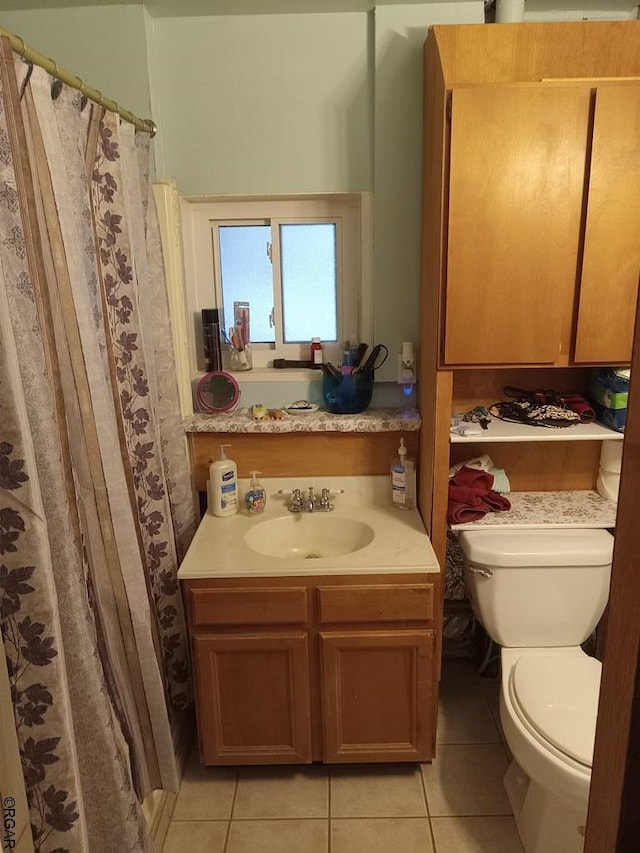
<box><xmin>0</xmin><ymin>26</ymin><xmax>157</xmax><ymax>136</ymax></box>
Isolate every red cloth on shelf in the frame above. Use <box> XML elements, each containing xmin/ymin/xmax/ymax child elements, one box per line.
<box><xmin>447</xmin><ymin>466</ymin><xmax>511</xmax><ymax>525</ymax></box>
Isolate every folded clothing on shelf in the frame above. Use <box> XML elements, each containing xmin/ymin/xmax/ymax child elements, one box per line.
<box><xmin>448</xmin><ymin>454</ymin><xmax>511</xmax><ymax>494</ymax></box>
<box><xmin>490</xmin><ymin>385</ymin><xmax>595</xmax><ymax>428</ymax></box>
<box><xmin>447</xmin><ymin>466</ymin><xmax>511</xmax><ymax>525</ymax></box>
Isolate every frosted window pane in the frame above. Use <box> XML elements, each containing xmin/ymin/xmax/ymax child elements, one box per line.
<box><xmin>280</xmin><ymin>224</ymin><xmax>338</xmax><ymax>343</ymax></box>
<box><xmin>218</xmin><ymin>225</ymin><xmax>274</xmax><ymax>343</ymax></box>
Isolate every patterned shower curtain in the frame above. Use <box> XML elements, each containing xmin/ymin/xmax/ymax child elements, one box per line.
<box><xmin>0</xmin><ymin>40</ymin><xmax>197</xmax><ymax>853</ymax></box>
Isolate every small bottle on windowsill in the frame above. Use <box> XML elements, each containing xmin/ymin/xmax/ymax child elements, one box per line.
<box><xmin>310</xmin><ymin>337</ymin><xmax>323</xmax><ymax>369</ymax></box>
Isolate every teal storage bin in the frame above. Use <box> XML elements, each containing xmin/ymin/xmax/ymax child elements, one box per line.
<box><xmin>589</xmin><ymin>368</ymin><xmax>630</xmax><ymax>433</ymax></box>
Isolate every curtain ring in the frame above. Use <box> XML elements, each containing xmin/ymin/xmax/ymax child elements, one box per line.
<box><xmin>74</xmin><ymin>76</ymin><xmax>88</xmax><ymax>111</ymax></box>
<box><xmin>51</xmin><ymin>77</ymin><xmax>63</xmax><ymax>100</ymax></box>
<box><xmin>15</xmin><ymin>36</ymin><xmax>27</xmax><ymax>58</ymax></box>
<box><xmin>18</xmin><ymin>60</ymin><xmax>33</xmax><ymax>102</ymax></box>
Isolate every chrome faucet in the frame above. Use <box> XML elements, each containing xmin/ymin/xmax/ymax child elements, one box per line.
<box><xmin>278</xmin><ymin>485</ymin><xmax>343</xmax><ymax>513</ymax></box>
<box><xmin>306</xmin><ymin>486</ymin><xmax>316</xmax><ymax>512</ymax></box>
<box><xmin>289</xmin><ymin>488</ymin><xmax>304</xmax><ymax>512</ymax></box>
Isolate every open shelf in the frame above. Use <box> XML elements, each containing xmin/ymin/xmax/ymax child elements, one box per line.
<box><xmin>450</xmin><ymin>420</ymin><xmax>623</xmax><ymax>444</ymax></box>
<box><xmin>449</xmin><ymin>490</ymin><xmax>617</xmax><ymax>530</ymax></box>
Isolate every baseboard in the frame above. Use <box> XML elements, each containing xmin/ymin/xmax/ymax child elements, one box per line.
<box><xmin>143</xmin><ymin>707</ymin><xmax>195</xmax><ymax>851</ymax></box>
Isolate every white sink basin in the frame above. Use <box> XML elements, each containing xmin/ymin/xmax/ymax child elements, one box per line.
<box><xmin>243</xmin><ymin>514</ymin><xmax>375</xmax><ymax>560</ymax></box>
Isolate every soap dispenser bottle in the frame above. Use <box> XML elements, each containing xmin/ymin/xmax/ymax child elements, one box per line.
<box><xmin>391</xmin><ymin>437</ymin><xmax>416</xmax><ymax>510</ymax></box>
<box><xmin>209</xmin><ymin>444</ymin><xmax>238</xmax><ymax>517</ymax></box>
<box><xmin>244</xmin><ymin>471</ymin><xmax>267</xmax><ymax>515</ymax></box>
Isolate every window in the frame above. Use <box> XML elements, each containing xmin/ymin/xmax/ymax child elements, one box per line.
<box><xmin>181</xmin><ymin>195</ymin><xmax>370</xmax><ymax>371</ymax></box>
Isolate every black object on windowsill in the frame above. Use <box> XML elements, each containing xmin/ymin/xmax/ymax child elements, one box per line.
<box><xmin>273</xmin><ymin>358</ymin><xmax>314</xmax><ymax>369</ymax></box>
<box><xmin>201</xmin><ymin>308</ymin><xmax>223</xmax><ymax>373</ymax></box>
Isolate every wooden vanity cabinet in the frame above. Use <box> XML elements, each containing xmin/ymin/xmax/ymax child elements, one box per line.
<box><xmin>183</xmin><ymin>574</ymin><xmax>439</xmax><ymax>766</ymax></box>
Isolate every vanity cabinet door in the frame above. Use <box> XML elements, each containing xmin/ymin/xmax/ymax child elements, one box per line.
<box><xmin>319</xmin><ymin>630</ymin><xmax>434</xmax><ymax>763</ymax></box>
<box><xmin>194</xmin><ymin>632</ymin><xmax>312</xmax><ymax>765</ymax></box>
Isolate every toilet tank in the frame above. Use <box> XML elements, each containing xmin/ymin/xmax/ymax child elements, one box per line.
<box><xmin>459</xmin><ymin>529</ymin><xmax>613</xmax><ymax>648</ymax></box>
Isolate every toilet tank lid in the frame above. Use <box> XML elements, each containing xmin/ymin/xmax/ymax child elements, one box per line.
<box><xmin>458</xmin><ymin>529</ymin><xmax>614</xmax><ymax>568</ymax></box>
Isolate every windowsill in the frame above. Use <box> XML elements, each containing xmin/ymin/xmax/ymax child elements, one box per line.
<box><xmin>197</xmin><ymin>368</ymin><xmax>323</xmax><ymax>383</ymax></box>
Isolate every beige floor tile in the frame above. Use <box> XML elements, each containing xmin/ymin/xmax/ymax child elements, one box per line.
<box><xmin>422</xmin><ymin>744</ymin><xmax>511</xmax><ymax>816</ymax></box>
<box><xmin>226</xmin><ymin>819</ymin><xmax>328</xmax><ymax>853</ymax></box>
<box><xmin>172</xmin><ymin>753</ymin><xmax>237</xmax><ymax>821</ymax></box>
<box><xmin>437</xmin><ymin>681</ymin><xmax>502</xmax><ymax>745</ymax></box>
<box><xmin>162</xmin><ymin>820</ymin><xmax>228</xmax><ymax>853</ymax></box>
<box><xmin>331</xmin><ymin>817</ymin><xmax>434</xmax><ymax>853</ymax></box>
<box><xmin>441</xmin><ymin>660</ymin><xmax>501</xmax><ymax>697</ymax></box>
<box><xmin>233</xmin><ymin>765</ymin><xmax>329</xmax><ymax>818</ymax></box>
<box><xmin>431</xmin><ymin>816</ymin><xmax>524</xmax><ymax>852</ymax></box>
<box><xmin>330</xmin><ymin>765</ymin><xmax>427</xmax><ymax>818</ymax></box>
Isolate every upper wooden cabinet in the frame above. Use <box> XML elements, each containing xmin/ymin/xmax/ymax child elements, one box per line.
<box><xmin>423</xmin><ymin>22</ymin><xmax>640</xmax><ymax>368</ymax></box>
<box><xmin>574</xmin><ymin>84</ymin><xmax>640</xmax><ymax>364</ymax></box>
<box><xmin>445</xmin><ymin>82</ymin><xmax>591</xmax><ymax>365</ymax></box>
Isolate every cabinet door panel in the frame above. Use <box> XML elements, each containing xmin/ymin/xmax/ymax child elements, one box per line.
<box><xmin>574</xmin><ymin>84</ymin><xmax>640</xmax><ymax>364</ymax></box>
<box><xmin>445</xmin><ymin>84</ymin><xmax>591</xmax><ymax>365</ymax></box>
<box><xmin>194</xmin><ymin>632</ymin><xmax>312</xmax><ymax>765</ymax></box>
<box><xmin>320</xmin><ymin>630</ymin><xmax>433</xmax><ymax>762</ymax></box>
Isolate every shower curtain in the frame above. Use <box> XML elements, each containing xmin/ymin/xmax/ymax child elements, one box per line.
<box><xmin>0</xmin><ymin>41</ymin><xmax>197</xmax><ymax>852</ymax></box>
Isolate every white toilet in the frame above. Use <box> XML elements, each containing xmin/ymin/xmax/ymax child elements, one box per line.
<box><xmin>459</xmin><ymin>528</ymin><xmax>613</xmax><ymax>853</ymax></box>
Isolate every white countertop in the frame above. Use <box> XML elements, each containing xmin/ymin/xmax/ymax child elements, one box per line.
<box><xmin>178</xmin><ymin>476</ymin><xmax>439</xmax><ymax>579</ymax></box>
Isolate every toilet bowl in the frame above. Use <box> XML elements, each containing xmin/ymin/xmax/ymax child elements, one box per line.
<box><xmin>459</xmin><ymin>528</ymin><xmax>613</xmax><ymax>853</ymax></box>
<box><xmin>500</xmin><ymin>646</ymin><xmax>600</xmax><ymax>853</ymax></box>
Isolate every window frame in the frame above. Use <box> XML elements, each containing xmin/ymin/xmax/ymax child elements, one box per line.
<box><xmin>181</xmin><ymin>194</ymin><xmax>372</xmax><ymax>375</ymax></box>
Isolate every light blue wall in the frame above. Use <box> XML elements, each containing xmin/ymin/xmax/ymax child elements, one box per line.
<box><xmin>146</xmin><ymin>3</ymin><xmax>483</xmax><ymax>383</ymax></box>
<box><xmin>0</xmin><ymin>5</ymin><xmax>152</xmax><ymax>118</ymax></box>
<box><xmin>148</xmin><ymin>12</ymin><xmax>372</xmax><ymax>194</ymax></box>
<box><xmin>0</xmin><ymin>1</ymin><xmax>483</xmax><ymax>396</ymax></box>
<box><xmin>373</xmin><ymin>3</ymin><xmax>482</xmax><ymax>379</ymax></box>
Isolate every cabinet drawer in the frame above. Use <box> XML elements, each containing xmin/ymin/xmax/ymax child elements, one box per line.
<box><xmin>190</xmin><ymin>587</ymin><xmax>308</xmax><ymax>627</ymax></box>
<box><xmin>317</xmin><ymin>584</ymin><xmax>434</xmax><ymax>625</ymax></box>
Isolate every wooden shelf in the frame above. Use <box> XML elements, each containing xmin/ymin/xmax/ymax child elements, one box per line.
<box><xmin>450</xmin><ymin>490</ymin><xmax>617</xmax><ymax>530</ymax></box>
<box><xmin>451</xmin><ymin>420</ymin><xmax>623</xmax><ymax>444</ymax></box>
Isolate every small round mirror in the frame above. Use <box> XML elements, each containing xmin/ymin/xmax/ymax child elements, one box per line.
<box><xmin>196</xmin><ymin>371</ymin><xmax>240</xmax><ymax>413</ymax></box>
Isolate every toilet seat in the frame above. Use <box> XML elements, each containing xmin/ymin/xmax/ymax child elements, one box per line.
<box><xmin>509</xmin><ymin>653</ymin><xmax>601</xmax><ymax>769</ymax></box>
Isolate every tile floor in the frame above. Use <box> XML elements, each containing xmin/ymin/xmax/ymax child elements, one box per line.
<box><xmin>162</xmin><ymin>659</ymin><xmax>524</xmax><ymax>853</ymax></box>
